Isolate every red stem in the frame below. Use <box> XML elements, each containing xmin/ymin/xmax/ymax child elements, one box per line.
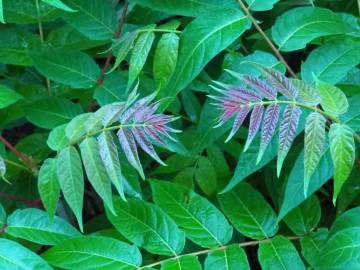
<box><xmin>97</xmin><ymin>0</ymin><xmax>129</xmax><ymax>86</ymax></box>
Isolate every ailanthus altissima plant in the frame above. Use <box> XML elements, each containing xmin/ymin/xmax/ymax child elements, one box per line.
<box><xmin>0</xmin><ymin>0</ymin><xmax>360</xmax><ymax>269</ymax></box>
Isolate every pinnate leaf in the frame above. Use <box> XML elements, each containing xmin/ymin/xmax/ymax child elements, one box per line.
<box><xmin>317</xmin><ymin>81</ymin><xmax>348</xmax><ymax>117</ymax></box>
<box><xmin>329</xmin><ymin>123</ymin><xmax>355</xmax><ymax>203</ymax></box>
<box><xmin>244</xmin><ymin>104</ymin><xmax>264</xmax><ymax>151</ymax></box>
<box><xmin>277</xmin><ymin>105</ymin><xmax>302</xmax><ymax>177</ymax></box>
<box><xmin>304</xmin><ymin>112</ymin><xmax>326</xmax><ymax>195</ymax></box>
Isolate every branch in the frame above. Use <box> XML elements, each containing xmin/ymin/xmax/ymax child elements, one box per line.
<box><xmin>0</xmin><ymin>135</ymin><xmax>38</xmax><ymax>174</ymax></box>
<box><xmin>97</xmin><ymin>0</ymin><xmax>129</xmax><ymax>85</ymax></box>
<box><xmin>0</xmin><ymin>192</ymin><xmax>40</xmax><ymax>206</ymax></box>
<box><xmin>138</xmin><ymin>236</ymin><xmax>300</xmax><ymax>269</ymax></box>
<box><xmin>236</xmin><ymin>0</ymin><xmax>297</xmax><ymax>78</ymax></box>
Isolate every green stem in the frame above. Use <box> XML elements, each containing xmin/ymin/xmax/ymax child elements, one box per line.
<box><xmin>137</xmin><ymin>236</ymin><xmax>300</xmax><ymax>269</ymax></box>
<box><xmin>4</xmin><ymin>159</ymin><xmax>32</xmax><ymax>173</ymax></box>
<box><xmin>137</xmin><ymin>28</ymin><xmax>181</xmax><ymax>34</ymax></box>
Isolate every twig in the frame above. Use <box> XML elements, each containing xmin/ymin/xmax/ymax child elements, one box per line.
<box><xmin>35</xmin><ymin>0</ymin><xmax>52</xmax><ymax>96</ymax></box>
<box><xmin>97</xmin><ymin>0</ymin><xmax>129</xmax><ymax>85</ymax></box>
<box><xmin>138</xmin><ymin>236</ymin><xmax>300</xmax><ymax>269</ymax></box>
<box><xmin>0</xmin><ymin>136</ymin><xmax>37</xmax><ymax>174</ymax></box>
<box><xmin>236</xmin><ymin>0</ymin><xmax>297</xmax><ymax>78</ymax></box>
<box><xmin>0</xmin><ymin>192</ymin><xmax>37</xmax><ymax>205</ymax></box>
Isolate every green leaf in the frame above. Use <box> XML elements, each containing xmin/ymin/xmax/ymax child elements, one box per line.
<box><xmin>318</xmin><ymin>81</ymin><xmax>348</xmax><ymax>117</ymax></box>
<box><xmin>329</xmin><ymin>123</ymin><xmax>355</xmax><ymax>203</ymax></box>
<box><xmin>61</xmin><ymin>0</ymin><xmax>117</xmax><ymax>40</ymax></box>
<box><xmin>38</xmin><ymin>158</ymin><xmax>60</xmax><ymax>220</ymax></box>
<box><xmin>304</xmin><ymin>112</ymin><xmax>326</xmax><ymax>195</ymax></box>
<box><xmin>42</xmin><ymin>236</ymin><xmax>142</xmax><ymax>270</ymax></box>
<box><xmin>31</xmin><ymin>49</ymin><xmax>100</xmax><ymax>89</ymax></box>
<box><xmin>106</xmin><ymin>197</ymin><xmax>185</xmax><ymax>256</ymax></box>
<box><xmin>283</xmin><ymin>195</ymin><xmax>321</xmax><ymax>236</ymax></box>
<box><xmin>0</xmin><ymin>29</ymin><xmax>39</xmax><ymax>66</ymax></box>
<box><xmin>272</xmin><ymin>7</ymin><xmax>350</xmax><ymax>52</ymax></box>
<box><xmin>219</xmin><ymin>182</ymin><xmax>278</xmax><ymax>240</ymax></box>
<box><xmin>65</xmin><ymin>113</ymin><xmax>91</xmax><ymax>142</ymax></box>
<box><xmin>158</xmin><ymin>10</ymin><xmax>251</xmax><ymax>107</ymax></box>
<box><xmin>315</xmin><ymin>228</ymin><xmax>360</xmax><ymax>269</ymax></box>
<box><xmin>0</xmin><ymin>156</ymin><xmax>6</xmax><ymax>183</ymax></box>
<box><xmin>258</xmin><ymin>236</ymin><xmax>306</xmax><ymax>270</ymax></box>
<box><xmin>204</xmin><ymin>244</ymin><xmax>250</xmax><ymax>270</ymax></box>
<box><xmin>194</xmin><ymin>156</ymin><xmax>217</xmax><ymax>197</ymax></box>
<box><xmin>47</xmin><ymin>124</ymin><xmax>70</xmax><ymax>151</ymax></box>
<box><xmin>245</xmin><ymin>0</ymin><xmax>279</xmax><ymax>11</ymax></box>
<box><xmin>151</xmin><ymin>180</ymin><xmax>233</xmax><ymax>248</ymax></box>
<box><xmin>42</xmin><ymin>0</ymin><xmax>76</xmax><ymax>12</ymax></box>
<box><xmin>97</xmin><ymin>132</ymin><xmax>126</xmax><ymax>201</ymax></box>
<box><xmin>300</xmin><ymin>228</ymin><xmax>328</xmax><ymax>266</ymax></box>
<box><xmin>131</xmin><ymin>0</ymin><xmax>238</xmax><ymax>17</ymax></box>
<box><xmin>0</xmin><ymin>203</ymin><xmax>6</xmax><ymax>227</ymax></box>
<box><xmin>161</xmin><ymin>256</ymin><xmax>202</xmax><ymax>270</ymax></box>
<box><xmin>79</xmin><ymin>137</ymin><xmax>115</xmax><ymax>214</ymax></box>
<box><xmin>329</xmin><ymin>207</ymin><xmax>360</xmax><ymax>236</ymax></box>
<box><xmin>291</xmin><ymin>79</ymin><xmax>321</xmax><ymax>106</ymax></box>
<box><xmin>128</xmin><ymin>30</ymin><xmax>155</xmax><ymax>90</ymax></box>
<box><xmin>301</xmin><ymin>38</ymin><xmax>360</xmax><ymax>84</ymax></box>
<box><xmin>153</xmin><ymin>33</ymin><xmax>179</xmax><ymax>90</ymax></box>
<box><xmin>2</xmin><ymin>0</ymin><xmax>60</xmax><ymax>23</ymax></box>
<box><xmin>108</xmin><ymin>32</ymin><xmax>138</xmax><ymax>74</ymax></box>
<box><xmin>6</xmin><ymin>208</ymin><xmax>80</xmax><ymax>245</ymax></box>
<box><xmin>57</xmin><ymin>146</ymin><xmax>84</xmax><ymax>232</ymax></box>
<box><xmin>0</xmin><ymin>84</ymin><xmax>22</xmax><ymax>109</ymax></box>
<box><xmin>25</xmin><ymin>97</ymin><xmax>83</xmax><ymax>129</ymax></box>
<box><xmin>0</xmin><ymin>0</ymin><xmax>4</xmax><ymax>23</ymax></box>
<box><xmin>0</xmin><ymin>238</ymin><xmax>52</xmax><ymax>269</ymax></box>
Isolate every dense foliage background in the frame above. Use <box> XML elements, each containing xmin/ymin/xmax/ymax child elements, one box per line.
<box><xmin>0</xmin><ymin>0</ymin><xmax>359</xmax><ymax>269</ymax></box>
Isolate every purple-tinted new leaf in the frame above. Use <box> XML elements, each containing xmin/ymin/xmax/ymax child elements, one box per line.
<box><xmin>263</xmin><ymin>68</ymin><xmax>298</xmax><ymax>99</ymax></box>
<box><xmin>225</xmin><ymin>106</ymin><xmax>250</xmax><ymax>142</ymax></box>
<box><xmin>243</xmin><ymin>75</ymin><xmax>277</xmax><ymax>100</ymax></box>
<box><xmin>117</xmin><ymin>129</ymin><xmax>144</xmax><ymax>179</ymax></box>
<box><xmin>244</xmin><ymin>104</ymin><xmax>264</xmax><ymax>151</ymax></box>
<box><xmin>277</xmin><ymin>105</ymin><xmax>302</xmax><ymax>176</ymax></box>
<box><xmin>257</xmin><ymin>104</ymin><xmax>280</xmax><ymax>164</ymax></box>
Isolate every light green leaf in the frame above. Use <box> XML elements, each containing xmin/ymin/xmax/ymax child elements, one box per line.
<box><xmin>6</xmin><ymin>208</ymin><xmax>80</xmax><ymax>245</ymax></box>
<box><xmin>161</xmin><ymin>256</ymin><xmax>201</xmax><ymax>270</ymax></box>
<box><xmin>0</xmin><ymin>156</ymin><xmax>6</xmax><ymax>183</ymax></box>
<box><xmin>204</xmin><ymin>244</ymin><xmax>250</xmax><ymax>270</ymax></box>
<box><xmin>2</xmin><ymin>0</ymin><xmax>60</xmax><ymax>23</ymax></box>
<box><xmin>301</xmin><ymin>38</ymin><xmax>360</xmax><ymax>84</ymax></box>
<box><xmin>0</xmin><ymin>238</ymin><xmax>52</xmax><ymax>269</ymax></box>
<box><xmin>97</xmin><ymin>132</ymin><xmax>126</xmax><ymax>201</ymax></box>
<box><xmin>47</xmin><ymin>124</ymin><xmax>70</xmax><ymax>151</ymax></box>
<box><xmin>317</xmin><ymin>81</ymin><xmax>348</xmax><ymax>117</ymax></box>
<box><xmin>42</xmin><ymin>236</ymin><xmax>142</xmax><ymax>270</ymax></box>
<box><xmin>245</xmin><ymin>0</ymin><xmax>279</xmax><ymax>11</ymax></box>
<box><xmin>283</xmin><ymin>195</ymin><xmax>321</xmax><ymax>236</ymax></box>
<box><xmin>61</xmin><ymin>0</ymin><xmax>117</xmax><ymax>40</ymax></box>
<box><xmin>258</xmin><ymin>236</ymin><xmax>306</xmax><ymax>270</ymax></box>
<box><xmin>0</xmin><ymin>203</ymin><xmax>6</xmax><ymax>227</ymax></box>
<box><xmin>106</xmin><ymin>197</ymin><xmax>185</xmax><ymax>256</ymax></box>
<box><xmin>219</xmin><ymin>182</ymin><xmax>278</xmax><ymax>240</ymax></box>
<box><xmin>272</xmin><ymin>7</ymin><xmax>350</xmax><ymax>52</ymax></box>
<box><xmin>0</xmin><ymin>84</ymin><xmax>22</xmax><ymax>109</ymax></box>
<box><xmin>329</xmin><ymin>207</ymin><xmax>360</xmax><ymax>236</ymax></box>
<box><xmin>65</xmin><ymin>113</ymin><xmax>91</xmax><ymax>142</ymax></box>
<box><xmin>159</xmin><ymin>10</ymin><xmax>251</xmax><ymax>107</ymax></box>
<box><xmin>153</xmin><ymin>33</ymin><xmax>179</xmax><ymax>90</ymax></box>
<box><xmin>79</xmin><ymin>137</ymin><xmax>115</xmax><ymax>214</ymax></box>
<box><xmin>329</xmin><ymin>123</ymin><xmax>355</xmax><ymax>203</ymax></box>
<box><xmin>304</xmin><ymin>112</ymin><xmax>326</xmax><ymax>195</ymax></box>
<box><xmin>0</xmin><ymin>0</ymin><xmax>4</xmax><ymax>23</ymax></box>
<box><xmin>151</xmin><ymin>180</ymin><xmax>233</xmax><ymax>248</ymax></box>
<box><xmin>315</xmin><ymin>228</ymin><xmax>360</xmax><ymax>269</ymax></box>
<box><xmin>300</xmin><ymin>228</ymin><xmax>328</xmax><ymax>266</ymax></box>
<box><xmin>41</xmin><ymin>0</ymin><xmax>76</xmax><ymax>12</ymax></box>
<box><xmin>108</xmin><ymin>32</ymin><xmax>138</xmax><ymax>74</ymax></box>
<box><xmin>38</xmin><ymin>158</ymin><xmax>60</xmax><ymax>220</ymax></box>
<box><xmin>31</xmin><ymin>49</ymin><xmax>100</xmax><ymax>89</ymax></box>
<box><xmin>25</xmin><ymin>98</ymin><xmax>83</xmax><ymax>129</ymax></box>
<box><xmin>57</xmin><ymin>146</ymin><xmax>84</xmax><ymax>232</ymax></box>
<box><xmin>194</xmin><ymin>156</ymin><xmax>217</xmax><ymax>197</ymax></box>
<box><xmin>128</xmin><ymin>30</ymin><xmax>155</xmax><ymax>90</ymax></box>
<box><xmin>291</xmin><ymin>79</ymin><xmax>321</xmax><ymax>106</ymax></box>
